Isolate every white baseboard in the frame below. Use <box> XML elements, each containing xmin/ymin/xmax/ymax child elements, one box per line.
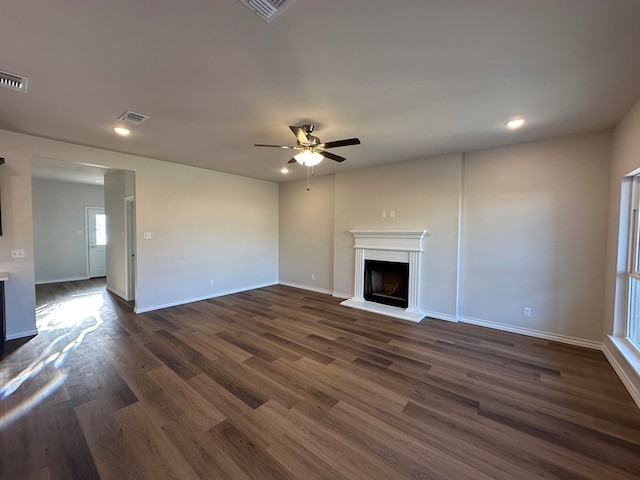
<box><xmin>602</xmin><ymin>337</ymin><xmax>640</xmax><ymax>410</ymax></box>
<box><xmin>458</xmin><ymin>316</ymin><xmax>603</xmax><ymax>350</ymax></box>
<box><xmin>6</xmin><ymin>329</ymin><xmax>39</xmax><ymax>341</ymax></box>
<box><xmin>278</xmin><ymin>281</ymin><xmax>333</xmax><ymax>296</ymax></box>
<box><xmin>423</xmin><ymin>311</ymin><xmax>458</xmax><ymax>323</ymax></box>
<box><xmin>332</xmin><ymin>291</ymin><xmax>351</xmax><ymax>300</ymax></box>
<box><xmin>106</xmin><ymin>286</ymin><xmax>128</xmax><ymax>300</ymax></box>
<box><xmin>35</xmin><ymin>276</ymin><xmax>89</xmax><ymax>285</ymax></box>
<box><xmin>134</xmin><ymin>281</ymin><xmax>278</xmax><ymax>314</ymax></box>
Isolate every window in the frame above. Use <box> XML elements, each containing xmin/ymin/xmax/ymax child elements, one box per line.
<box><xmin>95</xmin><ymin>213</ymin><xmax>106</xmax><ymax>246</ymax></box>
<box><xmin>628</xmin><ymin>176</ymin><xmax>640</xmax><ymax>349</ymax></box>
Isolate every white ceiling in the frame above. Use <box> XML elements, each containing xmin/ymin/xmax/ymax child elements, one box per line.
<box><xmin>30</xmin><ymin>156</ymin><xmax>115</xmax><ymax>185</ymax></box>
<box><xmin>3</xmin><ymin>0</ymin><xmax>640</xmax><ymax>183</ymax></box>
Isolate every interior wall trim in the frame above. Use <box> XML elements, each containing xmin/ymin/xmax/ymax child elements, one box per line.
<box><xmin>423</xmin><ymin>311</ymin><xmax>458</xmax><ymax>323</ymax></box>
<box><xmin>35</xmin><ymin>276</ymin><xmax>90</xmax><ymax>285</ymax></box>
<box><xmin>278</xmin><ymin>282</ymin><xmax>332</xmax><ymax>296</ymax></box>
<box><xmin>6</xmin><ymin>329</ymin><xmax>38</xmax><ymax>341</ymax></box>
<box><xmin>458</xmin><ymin>315</ymin><xmax>603</xmax><ymax>350</ymax></box>
<box><xmin>602</xmin><ymin>337</ymin><xmax>640</xmax><ymax>409</ymax></box>
<box><xmin>134</xmin><ymin>281</ymin><xmax>278</xmax><ymax>314</ymax></box>
<box><xmin>331</xmin><ymin>291</ymin><xmax>351</xmax><ymax>300</ymax></box>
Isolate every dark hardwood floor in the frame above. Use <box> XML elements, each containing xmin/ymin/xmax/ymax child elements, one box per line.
<box><xmin>1</xmin><ymin>279</ymin><xmax>640</xmax><ymax>479</ymax></box>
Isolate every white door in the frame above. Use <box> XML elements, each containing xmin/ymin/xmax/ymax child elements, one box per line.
<box><xmin>87</xmin><ymin>207</ymin><xmax>107</xmax><ymax>278</ymax></box>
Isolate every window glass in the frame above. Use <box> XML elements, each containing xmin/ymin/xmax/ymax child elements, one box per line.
<box><xmin>95</xmin><ymin>214</ymin><xmax>106</xmax><ymax>246</ymax></box>
<box><xmin>628</xmin><ymin>177</ymin><xmax>640</xmax><ymax>349</ymax></box>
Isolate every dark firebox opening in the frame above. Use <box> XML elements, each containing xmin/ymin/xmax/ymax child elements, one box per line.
<box><xmin>364</xmin><ymin>260</ymin><xmax>409</xmax><ymax>308</ymax></box>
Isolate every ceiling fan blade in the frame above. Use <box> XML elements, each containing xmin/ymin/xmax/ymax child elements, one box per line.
<box><xmin>319</xmin><ymin>150</ymin><xmax>346</xmax><ymax>162</ymax></box>
<box><xmin>288</xmin><ymin>158</ymin><xmax>297</xmax><ymax>164</ymax></box>
<box><xmin>289</xmin><ymin>126</ymin><xmax>310</xmax><ymax>144</ymax></box>
<box><xmin>322</xmin><ymin>138</ymin><xmax>361</xmax><ymax>149</ymax></box>
<box><xmin>254</xmin><ymin>143</ymin><xmax>299</xmax><ymax>149</ymax></box>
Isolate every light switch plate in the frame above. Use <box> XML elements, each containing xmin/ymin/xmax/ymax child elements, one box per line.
<box><xmin>11</xmin><ymin>249</ymin><xmax>26</xmax><ymax>258</ymax></box>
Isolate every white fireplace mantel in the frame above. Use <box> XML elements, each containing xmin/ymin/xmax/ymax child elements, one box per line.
<box><xmin>341</xmin><ymin>230</ymin><xmax>428</xmax><ymax>322</ymax></box>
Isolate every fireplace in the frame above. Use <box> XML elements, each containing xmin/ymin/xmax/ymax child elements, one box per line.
<box><xmin>364</xmin><ymin>260</ymin><xmax>409</xmax><ymax>308</ymax></box>
<box><xmin>341</xmin><ymin>230</ymin><xmax>428</xmax><ymax>322</ymax></box>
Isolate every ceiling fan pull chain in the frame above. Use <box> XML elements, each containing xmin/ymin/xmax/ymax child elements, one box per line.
<box><xmin>306</xmin><ymin>166</ymin><xmax>310</xmax><ymax>191</ymax></box>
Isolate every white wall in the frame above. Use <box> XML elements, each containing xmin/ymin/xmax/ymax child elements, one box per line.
<box><xmin>279</xmin><ymin>174</ymin><xmax>335</xmax><ymax>293</ymax></box>
<box><xmin>0</xmin><ymin>128</ymin><xmax>278</xmax><ymax>338</ymax></box>
<box><xmin>462</xmin><ymin>132</ymin><xmax>611</xmax><ymax>344</ymax></box>
<box><xmin>32</xmin><ymin>177</ymin><xmax>104</xmax><ymax>284</ymax></box>
<box><xmin>333</xmin><ymin>153</ymin><xmax>463</xmax><ymax>321</ymax></box>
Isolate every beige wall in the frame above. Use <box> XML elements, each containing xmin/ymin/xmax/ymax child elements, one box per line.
<box><xmin>603</xmin><ymin>96</ymin><xmax>640</xmax><ymax>405</ymax></box>
<box><xmin>104</xmin><ymin>170</ymin><xmax>135</xmax><ymax>300</ymax></box>
<box><xmin>0</xmin><ymin>128</ymin><xmax>279</xmax><ymax>337</ymax></box>
<box><xmin>0</xmin><ymin>132</ymin><xmax>37</xmax><ymax>338</ymax></box>
<box><xmin>605</xmin><ymin>96</ymin><xmax>640</xmax><ymax>336</ymax></box>
<box><xmin>32</xmin><ymin>178</ymin><xmax>105</xmax><ymax>284</ymax></box>
<box><xmin>333</xmin><ymin>153</ymin><xmax>463</xmax><ymax>320</ymax></box>
<box><xmin>462</xmin><ymin>131</ymin><xmax>611</xmax><ymax>342</ymax></box>
<box><xmin>276</xmin><ymin>132</ymin><xmax>613</xmax><ymax>346</ymax></box>
<box><xmin>279</xmin><ymin>174</ymin><xmax>335</xmax><ymax>293</ymax></box>
<box><xmin>133</xmin><ymin>161</ymin><xmax>278</xmax><ymax>312</ymax></box>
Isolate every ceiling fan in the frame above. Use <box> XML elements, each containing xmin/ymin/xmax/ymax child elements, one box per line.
<box><xmin>254</xmin><ymin>124</ymin><xmax>361</xmax><ymax>167</ymax></box>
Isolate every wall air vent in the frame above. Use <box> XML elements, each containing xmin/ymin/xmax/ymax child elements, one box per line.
<box><xmin>0</xmin><ymin>70</ymin><xmax>28</xmax><ymax>93</ymax></box>
<box><xmin>118</xmin><ymin>111</ymin><xmax>149</xmax><ymax>125</ymax></box>
<box><xmin>238</xmin><ymin>0</ymin><xmax>296</xmax><ymax>23</ymax></box>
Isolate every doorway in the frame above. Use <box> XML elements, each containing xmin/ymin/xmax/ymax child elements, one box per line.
<box><xmin>86</xmin><ymin>206</ymin><xmax>107</xmax><ymax>278</ymax></box>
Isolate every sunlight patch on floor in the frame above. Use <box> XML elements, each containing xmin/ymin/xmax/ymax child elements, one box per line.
<box><xmin>0</xmin><ymin>290</ymin><xmax>106</xmax><ymax>429</ymax></box>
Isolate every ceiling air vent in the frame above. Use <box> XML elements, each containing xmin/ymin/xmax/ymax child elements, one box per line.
<box><xmin>118</xmin><ymin>111</ymin><xmax>149</xmax><ymax>125</ymax></box>
<box><xmin>238</xmin><ymin>0</ymin><xmax>296</xmax><ymax>23</ymax></box>
<box><xmin>0</xmin><ymin>69</ymin><xmax>28</xmax><ymax>93</ymax></box>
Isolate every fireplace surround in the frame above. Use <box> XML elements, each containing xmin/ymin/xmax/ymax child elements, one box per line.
<box><xmin>341</xmin><ymin>230</ymin><xmax>428</xmax><ymax>322</ymax></box>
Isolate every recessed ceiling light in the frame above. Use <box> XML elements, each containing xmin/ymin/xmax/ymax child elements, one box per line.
<box><xmin>113</xmin><ymin>127</ymin><xmax>130</xmax><ymax>136</ymax></box>
<box><xmin>505</xmin><ymin>118</ymin><xmax>525</xmax><ymax>130</ymax></box>
<box><xmin>280</xmin><ymin>167</ymin><xmax>289</xmax><ymax>174</ymax></box>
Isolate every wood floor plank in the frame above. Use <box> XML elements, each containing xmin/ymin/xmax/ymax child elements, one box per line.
<box><xmin>146</xmin><ymin>366</ymin><xmax>226</xmax><ymax>430</ymax></box>
<box><xmin>2</xmin><ymin>279</ymin><xmax>640</xmax><ymax>479</ymax></box>
<box><xmin>209</xmin><ymin>419</ymin><xmax>296</xmax><ymax>480</ymax></box>
<box><xmin>75</xmin><ymin>400</ymin><xmax>147</xmax><ymax>480</ymax></box>
<box><xmin>113</xmin><ymin>403</ymin><xmax>202</xmax><ymax>480</ymax></box>
<box><xmin>161</xmin><ymin>416</ymin><xmax>254</xmax><ymax>480</ymax></box>
<box><xmin>254</xmin><ymin>400</ymin><xmax>406</xmax><ymax>480</ymax></box>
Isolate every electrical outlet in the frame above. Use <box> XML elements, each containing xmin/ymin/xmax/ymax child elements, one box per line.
<box><xmin>311</xmin><ymin>274</ymin><xmax>315</xmax><ymax>280</ymax></box>
<box><xmin>381</xmin><ymin>210</ymin><xmax>387</xmax><ymax>218</ymax></box>
<box><xmin>523</xmin><ymin>307</ymin><xmax>532</xmax><ymax>317</ymax></box>
<box><xmin>143</xmin><ymin>232</ymin><xmax>152</xmax><ymax>240</ymax></box>
<box><xmin>10</xmin><ymin>249</ymin><xmax>25</xmax><ymax>259</ymax></box>
<box><xmin>390</xmin><ymin>210</ymin><xmax>395</xmax><ymax>218</ymax></box>
<box><xmin>210</xmin><ymin>279</ymin><xmax>215</xmax><ymax>285</ymax></box>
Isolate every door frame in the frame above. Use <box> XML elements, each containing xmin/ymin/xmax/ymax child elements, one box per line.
<box><xmin>124</xmin><ymin>195</ymin><xmax>136</xmax><ymax>302</ymax></box>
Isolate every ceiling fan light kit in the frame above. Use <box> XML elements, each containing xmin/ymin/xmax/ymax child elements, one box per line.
<box><xmin>254</xmin><ymin>123</ymin><xmax>360</xmax><ymax>189</ymax></box>
<box><xmin>293</xmin><ymin>150</ymin><xmax>323</xmax><ymax>167</ymax></box>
